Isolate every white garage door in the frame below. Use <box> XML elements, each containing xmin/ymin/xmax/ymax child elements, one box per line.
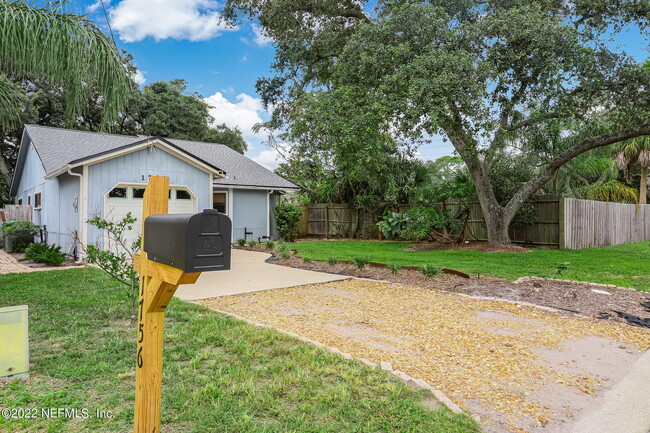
<box><xmin>103</xmin><ymin>184</ymin><xmax>198</xmax><ymax>252</ymax></box>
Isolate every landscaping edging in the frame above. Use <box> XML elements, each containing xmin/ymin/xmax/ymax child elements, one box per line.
<box><xmin>514</xmin><ymin>276</ymin><xmax>638</xmax><ymax>292</ymax></box>
<box><xmin>201</xmin><ymin>304</ymin><xmax>473</xmax><ymax>420</ymax></box>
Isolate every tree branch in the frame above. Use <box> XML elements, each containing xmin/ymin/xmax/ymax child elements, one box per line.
<box><xmin>505</xmin><ymin>124</ymin><xmax>650</xmax><ymax>217</ymax></box>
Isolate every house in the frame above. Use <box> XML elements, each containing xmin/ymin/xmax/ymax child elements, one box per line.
<box><xmin>9</xmin><ymin>125</ymin><xmax>297</xmax><ymax>255</ymax></box>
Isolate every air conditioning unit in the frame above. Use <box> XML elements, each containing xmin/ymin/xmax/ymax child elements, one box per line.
<box><xmin>0</xmin><ymin>305</ymin><xmax>29</xmax><ymax>380</ymax></box>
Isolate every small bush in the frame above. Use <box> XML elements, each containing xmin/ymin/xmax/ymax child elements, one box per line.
<box><xmin>352</xmin><ymin>256</ymin><xmax>370</xmax><ymax>269</ymax></box>
<box><xmin>273</xmin><ymin>201</ymin><xmax>301</xmax><ymax>241</ymax></box>
<box><xmin>420</xmin><ymin>265</ymin><xmax>440</xmax><ymax>279</ymax></box>
<box><xmin>2</xmin><ymin>220</ymin><xmax>40</xmax><ymax>252</ymax></box>
<box><xmin>247</xmin><ymin>240</ymin><xmax>258</xmax><ymax>247</ymax></box>
<box><xmin>265</xmin><ymin>240</ymin><xmax>275</xmax><ymax>249</ymax></box>
<box><xmin>302</xmin><ymin>257</ymin><xmax>312</xmax><ymax>263</ymax></box>
<box><xmin>275</xmin><ymin>243</ymin><xmax>291</xmax><ymax>259</ymax></box>
<box><xmin>237</xmin><ymin>238</ymin><xmax>247</xmax><ymax>246</ymax></box>
<box><xmin>327</xmin><ymin>257</ymin><xmax>338</xmax><ymax>265</ymax></box>
<box><xmin>556</xmin><ymin>262</ymin><xmax>571</xmax><ymax>274</ymax></box>
<box><xmin>23</xmin><ymin>243</ymin><xmax>66</xmax><ymax>265</ymax></box>
<box><xmin>389</xmin><ymin>264</ymin><xmax>401</xmax><ymax>275</ymax></box>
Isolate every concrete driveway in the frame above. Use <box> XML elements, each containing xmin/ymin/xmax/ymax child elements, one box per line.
<box><xmin>174</xmin><ymin>249</ymin><xmax>348</xmax><ymax>301</ymax></box>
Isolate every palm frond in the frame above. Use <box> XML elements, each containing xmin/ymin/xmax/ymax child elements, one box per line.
<box><xmin>0</xmin><ymin>74</ymin><xmax>25</xmax><ymax>129</ymax></box>
<box><xmin>573</xmin><ymin>180</ymin><xmax>639</xmax><ymax>204</ymax></box>
<box><xmin>0</xmin><ymin>0</ymin><xmax>132</xmax><ymax>129</ymax></box>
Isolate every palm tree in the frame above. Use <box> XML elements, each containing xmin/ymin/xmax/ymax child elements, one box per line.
<box><xmin>0</xmin><ymin>1</ymin><xmax>132</xmax><ymax>129</ymax></box>
<box><xmin>614</xmin><ymin>136</ymin><xmax>650</xmax><ymax>205</ymax></box>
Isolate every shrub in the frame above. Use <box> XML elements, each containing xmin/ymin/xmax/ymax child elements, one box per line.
<box><xmin>273</xmin><ymin>201</ymin><xmax>301</xmax><ymax>241</ymax></box>
<box><xmin>327</xmin><ymin>257</ymin><xmax>338</xmax><ymax>265</ymax></box>
<box><xmin>265</xmin><ymin>240</ymin><xmax>276</xmax><ymax>249</ymax></box>
<box><xmin>237</xmin><ymin>238</ymin><xmax>247</xmax><ymax>246</ymax></box>
<box><xmin>378</xmin><ymin>207</ymin><xmax>461</xmax><ymax>242</ymax></box>
<box><xmin>388</xmin><ymin>264</ymin><xmax>401</xmax><ymax>275</ymax></box>
<box><xmin>302</xmin><ymin>257</ymin><xmax>312</xmax><ymax>263</ymax></box>
<box><xmin>23</xmin><ymin>243</ymin><xmax>67</xmax><ymax>265</ymax></box>
<box><xmin>420</xmin><ymin>265</ymin><xmax>440</xmax><ymax>279</ymax></box>
<box><xmin>2</xmin><ymin>220</ymin><xmax>40</xmax><ymax>251</ymax></box>
<box><xmin>247</xmin><ymin>240</ymin><xmax>258</xmax><ymax>247</ymax></box>
<box><xmin>275</xmin><ymin>243</ymin><xmax>291</xmax><ymax>259</ymax></box>
<box><xmin>556</xmin><ymin>262</ymin><xmax>571</xmax><ymax>275</ymax></box>
<box><xmin>352</xmin><ymin>256</ymin><xmax>370</xmax><ymax>269</ymax></box>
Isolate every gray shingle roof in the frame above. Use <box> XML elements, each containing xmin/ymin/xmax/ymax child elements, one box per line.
<box><xmin>24</xmin><ymin>124</ymin><xmax>297</xmax><ymax>190</ymax></box>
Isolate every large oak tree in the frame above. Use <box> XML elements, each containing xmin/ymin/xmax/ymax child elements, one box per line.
<box><xmin>226</xmin><ymin>0</ymin><xmax>650</xmax><ymax>244</ymax></box>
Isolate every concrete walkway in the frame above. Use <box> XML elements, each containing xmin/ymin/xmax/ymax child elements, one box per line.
<box><xmin>174</xmin><ymin>249</ymin><xmax>348</xmax><ymax>300</ymax></box>
<box><xmin>572</xmin><ymin>348</ymin><xmax>650</xmax><ymax>433</ymax></box>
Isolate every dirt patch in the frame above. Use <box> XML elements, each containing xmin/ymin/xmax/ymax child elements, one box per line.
<box><xmin>273</xmin><ymin>256</ymin><xmax>650</xmax><ymax>330</ymax></box>
<box><xmin>201</xmin><ymin>279</ymin><xmax>650</xmax><ymax>433</ymax></box>
<box><xmin>403</xmin><ymin>241</ymin><xmax>531</xmax><ymax>253</ymax></box>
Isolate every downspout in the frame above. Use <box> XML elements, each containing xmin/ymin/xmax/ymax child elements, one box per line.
<box><xmin>68</xmin><ymin>169</ymin><xmax>84</xmax><ymax>262</ymax></box>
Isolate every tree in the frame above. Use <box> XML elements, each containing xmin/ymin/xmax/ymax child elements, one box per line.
<box><xmin>614</xmin><ymin>136</ymin><xmax>650</xmax><ymax>204</ymax></box>
<box><xmin>226</xmin><ymin>0</ymin><xmax>650</xmax><ymax>244</ymax></box>
<box><xmin>0</xmin><ymin>1</ymin><xmax>131</xmax><ymax>129</ymax></box>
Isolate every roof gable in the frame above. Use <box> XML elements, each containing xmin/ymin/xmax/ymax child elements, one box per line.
<box><xmin>15</xmin><ymin>125</ymin><xmax>297</xmax><ymax>192</ymax></box>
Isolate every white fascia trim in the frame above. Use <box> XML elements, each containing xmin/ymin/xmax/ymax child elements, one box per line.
<box><xmin>212</xmin><ymin>184</ymin><xmax>296</xmax><ymax>192</ymax></box>
<box><xmin>45</xmin><ymin>139</ymin><xmax>227</xmax><ymax>180</ymax></box>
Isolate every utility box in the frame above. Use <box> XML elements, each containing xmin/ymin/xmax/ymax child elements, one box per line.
<box><xmin>144</xmin><ymin>209</ymin><xmax>231</xmax><ymax>273</ymax></box>
<box><xmin>0</xmin><ymin>305</ymin><xmax>29</xmax><ymax>380</ymax></box>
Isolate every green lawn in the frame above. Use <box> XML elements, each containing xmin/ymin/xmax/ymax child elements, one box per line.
<box><xmin>0</xmin><ymin>268</ymin><xmax>480</xmax><ymax>433</ymax></box>
<box><xmin>292</xmin><ymin>240</ymin><xmax>650</xmax><ymax>292</ymax></box>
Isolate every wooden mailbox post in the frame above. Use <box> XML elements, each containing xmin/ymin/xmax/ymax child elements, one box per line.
<box><xmin>132</xmin><ymin>176</ymin><xmax>230</xmax><ymax>433</ymax></box>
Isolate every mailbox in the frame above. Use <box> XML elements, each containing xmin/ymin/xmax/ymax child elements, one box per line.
<box><xmin>144</xmin><ymin>209</ymin><xmax>231</xmax><ymax>273</ymax></box>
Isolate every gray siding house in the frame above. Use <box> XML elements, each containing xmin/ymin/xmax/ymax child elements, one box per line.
<box><xmin>10</xmin><ymin>125</ymin><xmax>296</xmax><ymax>255</ymax></box>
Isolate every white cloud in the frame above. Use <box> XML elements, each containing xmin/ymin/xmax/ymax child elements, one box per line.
<box><xmin>132</xmin><ymin>69</ymin><xmax>146</xmax><ymax>86</ymax></box>
<box><xmin>251</xmin><ymin>148</ymin><xmax>282</xmax><ymax>170</ymax></box>
<box><xmin>204</xmin><ymin>92</ymin><xmax>269</xmax><ymax>140</ymax></box>
<box><xmin>252</xmin><ymin>24</ymin><xmax>273</xmax><ymax>46</ymax></box>
<box><xmin>86</xmin><ymin>0</ymin><xmax>106</xmax><ymax>14</ymax></box>
<box><xmin>109</xmin><ymin>0</ymin><xmax>236</xmax><ymax>42</ymax></box>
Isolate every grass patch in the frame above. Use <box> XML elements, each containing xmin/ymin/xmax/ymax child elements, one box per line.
<box><xmin>0</xmin><ymin>268</ymin><xmax>480</xmax><ymax>432</ymax></box>
<box><xmin>292</xmin><ymin>240</ymin><xmax>650</xmax><ymax>292</ymax></box>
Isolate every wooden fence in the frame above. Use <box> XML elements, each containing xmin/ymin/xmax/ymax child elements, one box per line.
<box><xmin>299</xmin><ymin>198</ymin><xmax>650</xmax><ymax>249</ymax></box>
<box><xmin>561</xmin><ymin>198</ymin><xmax>650</xmax><ymax>249</ymax></box>
<box><xmin>2</xmin><ymin>205</ymin><xmax>32</xmax><ymax>223</ymax></box>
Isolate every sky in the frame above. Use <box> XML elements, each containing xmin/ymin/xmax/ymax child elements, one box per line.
<box><xmin>71</xmin><ymin>0</ymin><xmax>648</xmax><ymax>170</ymax></box>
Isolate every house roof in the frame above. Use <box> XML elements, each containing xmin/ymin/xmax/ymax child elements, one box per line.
<box><xmin>19</xmin><ymin>124</ymin><xmax>297</xmax><ymax>191</ymax></box>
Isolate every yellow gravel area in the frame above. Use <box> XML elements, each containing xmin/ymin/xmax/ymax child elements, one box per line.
<box><xmin>199</xmin><ymin>279</ymin><xmax>650</xmax><ymax>432</ymax></box>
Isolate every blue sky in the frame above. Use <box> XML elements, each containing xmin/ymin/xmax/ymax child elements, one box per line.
<box><xmin>73</xmin><ymin>0</ymin><xmax>647</xmax><ymax>168</ymax></box>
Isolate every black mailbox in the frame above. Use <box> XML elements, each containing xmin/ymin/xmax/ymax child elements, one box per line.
<box><xmin>143</xmin><ymin>209</ymin><xmax>231</xmax><ymax>273</ymax></box>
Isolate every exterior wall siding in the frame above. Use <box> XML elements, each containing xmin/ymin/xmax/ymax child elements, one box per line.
<box><xmin>232</xmin><ymin>189</ymin><xmax>269</xmax><ymax>241</ymax></box>
<box><xmin>85</xmin><ymin>146</ymin><xmax>211</xmax><ymax>247</ymax></box>
<box><xmin>14</xmin><ymin>141</ymin><xmax>46</xmax><ymax>224</ymax></box>
<box><xmin>51</xmin><ymin>173</ymin><xmax>81</xmax><ymax>253</ymax></box>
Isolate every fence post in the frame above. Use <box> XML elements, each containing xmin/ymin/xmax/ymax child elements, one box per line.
<box><xmin>325</xmin><ymin>204</ymin><xmax>329</xmax><ymax>238</ymax></box>
<box><xmin>559</xmin><ymin>198</ymin><xmax>565</xmax><ymax>249</ymax></box>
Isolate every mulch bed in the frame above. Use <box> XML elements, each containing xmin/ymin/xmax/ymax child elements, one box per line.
<box><xmin>9</xmin><ymin>252</ymin><xmax>82</xmax><ymax>269</ymax></box>
<box><xmin>270</xmin><ymin>255</ymin><xmax>650</xmax><ymax>329</ymax></box>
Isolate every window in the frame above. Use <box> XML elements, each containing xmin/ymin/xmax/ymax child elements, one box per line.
<box><xmin>176</xmin><ymin>189</ymin><xmax>192</xmax><ymax>200</ymax></box>
<box><xmin>34</xmin><ymin>192</ymin><xmax>42</xmax><ymax>209</ymax></box>
<box><xmin>27</xmin><ymin>195</ymin><xmax>31</xmax><ymax>205</ymax></box>
<box><xmin>17</xmin><ymin>197</ymin><xmax>23</xmax><ymax>205</ymax></box>
<box><xmin>213</xmin><ymin>192</ymin><xmax>227</xmax><ymax>214</ymax></box>
<box><xmin>133</xmin><ymin>188</ymin><xmax>145</xmax><ymax>199</ymax></box>
<box><xmin>108</xmin><ymin>187</ymin><xmax>127</xmax><ymax>198</ymax></box>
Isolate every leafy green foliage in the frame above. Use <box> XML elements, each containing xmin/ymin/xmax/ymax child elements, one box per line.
<box><xmin>574</xmin><ymin>180</ymin><xmax>638</xmax><ymax>204</ymax></box>
<box><xmin>352</xmin><ymin>256</ymin><xmax>370</xmax><ymax>269</ymax></box>
<box><xmin>237</xmin><ymin>238</ymin><xmax>247</xmax><ymax>246</ymax></box>
<box><xmin>389</xmin><ymin>264</ymin><xmax>401</xmax><ymax>275</ymax></box>
<box><xmin>274</xmin><ymin>242</ymin><xmax>291</xmax><ymax>259</ymax></box>
<box><xmin>420</xmin><ymin>265</ymin><xmax>440</xmax><ymax>279</ymax></box>
<box><xmin>265</xmin><ymin>240</ymin><xmax>275</xmax><ymax>249</ymax></box>
<box><xmin>85</xmin><ymin>213</ymin><xmax>140</xmax><ymax>318</ymax></box>
<box><xmin>0</xmin><ymin>1</ymin><xmax>131</xmax><ymax>129</ymax></box>
<box><xmin>1</xmin><ymin>220</ymin><xmax>39</xmax><ymax>251</ymax></box>
<box><xmin>232</xmin><ymin>0</ymin><xmax>650</xmax><ymax>243</ymax></box>
<box><xmin>273</xmin><ymin>200</ymin><xmax>301</xmax><ymax>241</ymax></box>
<box><xmin>23</xmin><ymin>242</ymin><xmax>66</xmax><ymax>265</ymax></box>
<box><xmin>327</xmin><ymin>257</ymin><xmax>338</xmax><ymax>265</ymax></box>
<box><xmin>378</xmin><ymin>207</ymin><xmax>461</xmax><ymax>242</ymax></box>
<box><xmin>247</xmin><ymin>239</ymin><xmax>259</xmax><ymax>247</ymax></box>
<box><xmin>556</xmin><ymin>262</ymin><xmax>571</xmax><ymax>275</ymax></box>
